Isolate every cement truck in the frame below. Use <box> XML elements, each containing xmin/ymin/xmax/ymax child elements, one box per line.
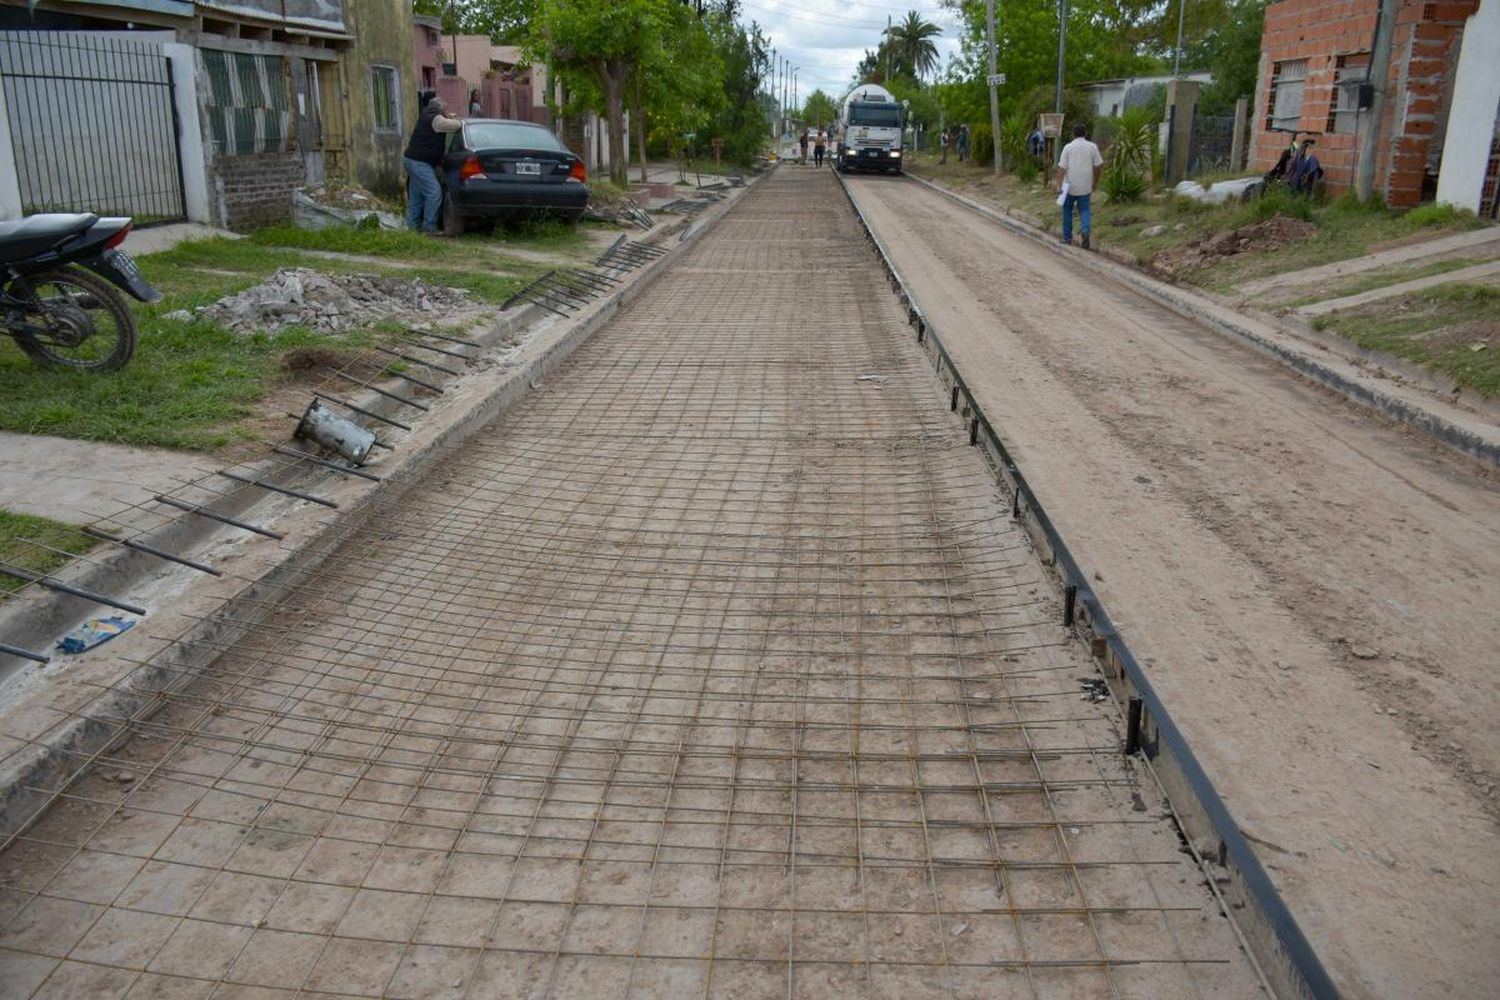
<box><xmin>836</xmin><ymin>84</ymin><xmax>905</xmax><ymax>174</ymax></box>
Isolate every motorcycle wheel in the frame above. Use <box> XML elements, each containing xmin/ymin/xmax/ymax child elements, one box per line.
<box><xmin>9</xmin><ymin>265</ymin><xmax>136</xmax><ymax>372</ymax></box>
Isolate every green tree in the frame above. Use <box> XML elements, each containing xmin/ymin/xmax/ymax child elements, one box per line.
<box><xmin>1192</xmin><ymin>0</ymin><xmax>1268</xmax><ymax>114</ymax></box>
<box><xmin>530</xmin><ymin>0</ymin><xmax>674</xmax><ymax>185</ymax></box>
<box><xmin>801</xmin><ymin>89</ymin><xmax>839</xmax><ymax>129</ymax></box>
<box><xmin>887</xmin><ymin>11</ymin><xmax>943</xmax><ymax>82</ymax></box>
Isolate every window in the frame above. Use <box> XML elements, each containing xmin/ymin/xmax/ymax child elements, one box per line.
<box><xmin>1327</xmin><ymin>53</ymin><xmax>1371</xmax><ymax>134</ymax></box>
<box><xmin>201</xmin><ymin>50</ymin><xmax>290</xmax><ymax>155</ymax></box>
<box><xmin>371</xmin><ymin>65</ymin><xmax>399</xmax><ymax>132</ymax></box>
<box><xmin>463</xmin><ymin>122</ymin><xmax>566</xmax><ymax>150</ymax></box>
<box><xmin>849</xmin><ymin>104</ymin><xmax>901</xmax><ymax>127</ymax></box>
<box><xmin>1266</xmin><ymin>59</ymin><xmax>1307</xmax><ymax>131</ymax></box>
<box><xmin>426</xmin><ymin>29</ymin><xmax>439</xmax><ymax>46</ymax></box>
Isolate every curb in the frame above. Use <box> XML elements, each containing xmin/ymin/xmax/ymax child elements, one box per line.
<box><xmin>0</xmin><ymin>180</ymin><xmax>756</xmax><ymax>840</ymax></box>
<box><xmin>904</xmin><ymin>172</ymin><xmax>1500</xmax><ymax>470</ymax></box>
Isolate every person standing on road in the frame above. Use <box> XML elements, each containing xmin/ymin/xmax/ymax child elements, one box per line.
<box><xmin>1055</xmin><ymin>122</ymin><xmax>1103</xmax><ymax>250</ymax></box>
<box><xmin>813</xmin><ymin>129</ymin><xmax>827</xmax><ymax>168</ymax></box>
<box><xmin>957</xmin><ymin>124</ymin><xmax>970</xmax><ymax>162</ymax></box>
<box><xmin>939</xmin><ymin>127</ymin><xmax>951</xmax><ymax>164</ymax></box>
<box><xmin>403</xmin><ymin>96</ymin><xmax>462</xmax><ymax>235</ymax></box>
<box><xmin>799</xmin><ymin>129</ymin><xmax>810</xmax><ymax>164</ymax></box>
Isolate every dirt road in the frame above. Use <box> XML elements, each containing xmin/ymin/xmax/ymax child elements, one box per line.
<box><xmin>0</xmin><ymin>171</ymin><xmax>1261</xmax><ymax>998</ymax></box>
<box><xmin>846</xmin><ymin>173</ymin><xmax>1500</xmax><ymax>999</ymax></box>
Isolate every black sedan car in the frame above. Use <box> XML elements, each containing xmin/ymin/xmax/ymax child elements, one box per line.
<box><xmin>439</xmin><ymin>119</ymin><xmax>589</xmax><ymax>235</ymax></box>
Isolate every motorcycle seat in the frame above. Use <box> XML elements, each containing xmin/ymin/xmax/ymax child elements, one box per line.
<box><xmin>0</xmin><ymin>213</ymin><xmax>101</xmax><ymax>265</ymax></box>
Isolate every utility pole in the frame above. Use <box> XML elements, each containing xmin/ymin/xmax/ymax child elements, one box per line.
<box><xmin>770</xmin><ymin>46</ymin><xmax>777</xmax><ymax>137</ymax></box>
<box><xmin>985</xmin><ymin>0</ymin><xmax>1001</xmax><ymax>177</ymax></box>
<box><xmin>1357</xmin><ymin>0</ymin><xmax>1397</xmax><ymax>201</ymax></box>
<box><xmin>1055</xmin><ymin>0</ymin><xmax>1067</xmax><ymax>114</ymax></box>
<box><xmin>1172</xmin><ymin>0</ymin><xmax>1186</xmax><ymax>77</ymax></box>
<box><xmin>793</xmin><ymin>67</ymin><xmax>799</xmax><ymax>118</ymax></box>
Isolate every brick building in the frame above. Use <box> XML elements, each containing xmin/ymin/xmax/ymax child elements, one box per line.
<box><xmin>1252</xmin><ymin>0</ymin><xmax>1499</xmax><ymax>212</ymax></box>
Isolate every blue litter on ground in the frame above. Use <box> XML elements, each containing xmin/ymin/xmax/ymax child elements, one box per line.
<box><xmin>57</xmin><ymin>615</ymin><xmax>137</xmax><ymax>654</ymax></box>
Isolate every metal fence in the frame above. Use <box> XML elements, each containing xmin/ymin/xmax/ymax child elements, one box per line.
<box><xmin>1187</xmin><ymin>113</ymin><xmax>1239</xmax><ymax>177</ymax></box>
<box><xmin>0</xmin><ymin>31</ymin><xmax>186</xmax><ymax>223</ymax></box>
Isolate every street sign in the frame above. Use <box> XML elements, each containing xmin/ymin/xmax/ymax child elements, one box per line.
<box><xmin>986</xmin><ymin>73</ymin><xmax>1006</xmax><ymax>87</ymax></box>
<box><xmin>1039</xmin><ymin>113</ymin><xmax>1065</xmax><ymax>138</ymax></box>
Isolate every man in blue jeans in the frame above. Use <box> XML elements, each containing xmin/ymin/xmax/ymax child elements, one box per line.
<box><xmin>1055</xmin><ymin>122</ymin><xmax>1103</xmax><ymax>250</ymax></box>
<box><xmin>403</xmin><ymin>96</ymin><xmax>462</xmax><ymax>234</ymax></box>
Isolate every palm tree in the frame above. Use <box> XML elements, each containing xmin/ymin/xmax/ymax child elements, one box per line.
<box><xmin>885</xmin><ymin>11</ymin><xmax>942</xmax><ymax>82</ymax></box>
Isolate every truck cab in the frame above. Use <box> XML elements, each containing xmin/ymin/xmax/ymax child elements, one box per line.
<box><xmin>837</xmin><ymin>85</ymin><xmax>905</xmax><ymax>175</ymax></box>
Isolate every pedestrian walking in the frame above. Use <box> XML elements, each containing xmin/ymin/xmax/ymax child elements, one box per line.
<box><xmin>813</xmin><ymin>129</ymin><xmax>827</xmax><ymax>168</ymax></box>
<box><xmin>403</xmin><ymin>96</ymin><xmax>462</xmax><ymax>234</ymax></box>
<box><xmin>799</xmin><ymin>129</ymin><xmax>809</xmax><ymax>164</ymax></box>
<box><xmin>939</xmin><ymin>128</ymin><xmax>951</xmax><ymax>165</ymax></box>
<box><xmin>1055</xmin><ymin>122</ymin><xmax>1103</xmax><ymax>250</ymax></box>
<box><xmin>957</xmin><ymin>124</ymin><xmax>970</xmax><ymax>163</ymax></box>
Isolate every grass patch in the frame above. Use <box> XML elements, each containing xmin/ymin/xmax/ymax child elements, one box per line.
<box><xmin>0</xmin><ymin>509</ymin><xmax>97</xmax><ymax>594</ymax></box>
<box><xmin>252</xmin><ymin>217</ymin><xmax>591</xmax><ymax>261</ymax></box>
<box><xmin>1313</xmin><ymin>282</ymin><xmax>1500</xmax><ymax>396</ymax></box>
<box><xmin>0</xmin><ymin>229</ymin><xmax>522</xmax><ymax>451</ymax></box>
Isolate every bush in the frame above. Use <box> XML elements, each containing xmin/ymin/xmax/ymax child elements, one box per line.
<box><xmin>969</xmin><ymin>124</ymin><xmax>994</xmax><ymax>167</ymax></box>
<box><xmin>1405</xmin><ymin>202</ymin><xmax>1474</xmax><ymax>228</ymax></box>
<box><xmin>1100</xmin><ymin>112</ymin><xmax>1153</xmax><ymax>204</ymax></box>
<box><xmin>1102</xmin><ymin>168</ymin><xmax>1148</xmax><ymax>202</ymax></box>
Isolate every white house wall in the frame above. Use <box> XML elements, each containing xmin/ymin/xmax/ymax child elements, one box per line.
<box><xmin>1436</xmin><ymin>0</ymin><xmax>1500</xmax><ymax>212</ymax></box>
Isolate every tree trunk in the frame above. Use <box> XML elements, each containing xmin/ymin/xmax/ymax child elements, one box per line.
<box><xmin>634</xmin><ymin>78</ymin><xmax>648</xmax><ymax>184</ymax></box>
<box><xmin>598</xmin><ymin>60</ymin><xmax>629</xmax><ymax>187</ymax></box>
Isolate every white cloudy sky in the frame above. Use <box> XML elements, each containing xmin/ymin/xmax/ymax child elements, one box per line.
<box><xmin>741</xmin><ymin>0</ymin><xmax>965</xmax><ymax>107</ymax></box>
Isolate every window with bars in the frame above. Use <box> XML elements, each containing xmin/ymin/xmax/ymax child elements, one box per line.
<box><xmin>371</xmin><ymin>65</ymin><xmax>400</xmax><ymax>132</ymax></box>
<box><xmin>1266</xmin><ymin>59</ymin><xmax>1308</xmax><ymax>131</ymax></box>
<box><xmin>201</xmin><ymin>49</ymin><xmax>290</xmax><ymax>155</ymax></box>
<box><xmin>1327</xmin><ymin>53</ymin><xmax>1371</xmax><ymax>133</ymax></box>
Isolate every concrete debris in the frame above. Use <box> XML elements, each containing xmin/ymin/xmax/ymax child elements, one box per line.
<box><xmin>1172</xmin><ymin>177</ymin><xmax>1265</xmax><ymax>205</ymax></box>
<box><xmin>193</xmin><ymin>268</ymin><xmax>472</xmax><ymax>334</ymax></box>
<box><xmin>1141</xmin><ymin>224</ymin><xmax>1168</xmax><ymax>238</ymax></box>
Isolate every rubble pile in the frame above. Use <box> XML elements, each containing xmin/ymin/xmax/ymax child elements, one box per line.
<box><xmin>1153</xmin><ymin>215</ymin><xmax>1317</xmax><ymax>275</ymax></box>
<box><xmin>185</xmin><ymin>268</ymin><xmax>472</xmax><ymax>334</ymax></box>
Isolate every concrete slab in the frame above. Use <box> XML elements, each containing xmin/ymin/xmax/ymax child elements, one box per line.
<box><xmin>0</xmin><ymin>432</ymin><xmax>215</xmax><ymax>525</ymax></box>
<box><xmin>1236</xmin><ymin>224</ymin><xmax>1500</xmax><ymax>300</ymax></box>
<box><xmin>1296</xmin><ymin>258</ymin><xmax>1500</xmax><ymax>316</ymax></box>
<box><xmin>124</xmin><ymin>223</ymin><xmax>235</xmax><ymax>256</ymax></box>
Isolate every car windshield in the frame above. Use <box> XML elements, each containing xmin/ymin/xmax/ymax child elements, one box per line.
<box><xmin>466</xmin><ymin>123</ymin><xmax>564</xmax><ymax>151</ymax></box>
<box><xmin>849</xmin><ymin>104</ymin><xmax>900</xmax><ymax>127</ymax></box>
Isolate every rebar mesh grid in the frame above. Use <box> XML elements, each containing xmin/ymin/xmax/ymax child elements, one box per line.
<box><xmin>0</xmin><ymin>169</ymin><xmax>1263</xmax><ymax>999</ymax></box>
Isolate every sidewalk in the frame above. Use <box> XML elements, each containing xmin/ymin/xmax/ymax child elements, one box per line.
<box><xmin>0</xmin><ymin>433</ymin><xmax>214</xmax><ymax>526</ymax></box>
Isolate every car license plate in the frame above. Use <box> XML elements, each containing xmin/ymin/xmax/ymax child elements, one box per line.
<box><xmin>516</xmin><ymin>162</ymin><xmax>541</xmax><ymax>176</ymax></box>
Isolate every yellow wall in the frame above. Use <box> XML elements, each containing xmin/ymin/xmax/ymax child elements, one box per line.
<box><xmin>343</xmin><ymin>0</ymin><xmax>418</xmax><ymax>195</ymax></box>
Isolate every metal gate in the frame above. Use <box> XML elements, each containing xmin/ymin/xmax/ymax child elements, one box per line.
<box><xmin>1187</xmin><ymin>113</ymin><xmax>1238</xmax><ymax>177</ymax></box>
<box><xmin>0</xmin><ymin>31</ymin><xmax>186</xmax><ymax>223</ymax></box>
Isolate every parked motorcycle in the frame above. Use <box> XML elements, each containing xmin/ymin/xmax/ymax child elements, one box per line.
<box><xmin>1</xmin><ymin>213</ymin><xmax>161</xmax><ymax>371</ymax></box>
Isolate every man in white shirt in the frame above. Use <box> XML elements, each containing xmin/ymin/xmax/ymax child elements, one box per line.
<box><xmin>1055</xmin><ymin>123</ymin><xmax>1103</xmax><ymax>249</ymax></box>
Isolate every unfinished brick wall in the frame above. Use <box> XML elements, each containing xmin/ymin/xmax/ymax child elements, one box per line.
<box><xmin>1253</xmin><ymin>0</ymin><xmax>1478</xmax><ymax>204</ymax></box>
<box><xmin>212</xmin><ymin>152</ymin><xmax>305</xmax><ymax>231</ymax></box>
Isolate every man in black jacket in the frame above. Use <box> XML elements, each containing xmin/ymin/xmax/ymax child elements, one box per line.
<box><xmin>403</xmin><ymin>96</ymin><xmax>462</xmax><ymax>233</ymax></box>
